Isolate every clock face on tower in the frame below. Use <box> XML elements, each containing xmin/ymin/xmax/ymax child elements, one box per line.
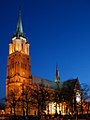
<box><xmin>76</xmin><ymin>92</ymin><xmax>81</xmax><ymax>103</ymax></box>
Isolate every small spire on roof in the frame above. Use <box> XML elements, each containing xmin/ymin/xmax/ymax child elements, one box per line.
<box><xmin>55</xmin><ymin>64</ymin><xmax>60</xmax><ymax>83</ymax></box>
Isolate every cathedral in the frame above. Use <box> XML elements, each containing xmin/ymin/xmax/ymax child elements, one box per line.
<box><xmin>6</xmin><ymin>13</ymin><xmax>82</xmax><ymax>116</ymax></box>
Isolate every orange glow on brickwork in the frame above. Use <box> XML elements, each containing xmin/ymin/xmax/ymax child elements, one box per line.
<box><xmin>6</xmin><ymin>33</ymin><xmax>32</xmax><ymax>115</ymax></box>
<box><xmin>9</xmin><ymin>37</ymin><xmax>29</xmax><ymax>55</ymax></box>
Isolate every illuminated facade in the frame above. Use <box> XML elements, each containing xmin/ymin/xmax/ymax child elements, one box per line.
<box><xmin>5</xmin><ymin>13</ymin><xmax>82</xmax><ymax>116</ymax></box>
<box><xmin>46</xmin><ymin>102</ymin><xmax>66</xmax><ymax>115</ymax></box>
<box><xmin>6</xmin><ymin>14</ymin><xmax>32</xmax><ymax>115</ymax></box>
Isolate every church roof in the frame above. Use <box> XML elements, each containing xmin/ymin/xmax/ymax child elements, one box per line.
<box><xmin>62</xmin><ymin>78</ymin><xmax>79</xmax><ymax>90</ymax></box>
<box><xmin>60</xmin><ymin>78</ymin><xmax>80</xmax><ymax>100</ymax></box>
<box><xmin>32</xmin><ymin>76</ymin><xmax>79</xmax><ymax>92</ymax></box>
<box><xmin>32</xmin><ymin>76</ymin><xmax>81</xmax><ymax>101</ymax></box>
<box><xmin>32</xmin><ymin>76</ymin><xmax>53</xmax><ymax>88</ymax></box>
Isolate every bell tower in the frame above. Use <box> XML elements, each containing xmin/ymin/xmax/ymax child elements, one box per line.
<box><xmin>6</xmin><ymin>13</ymin><xmax>32</xmax><ymax>114</ymax></box>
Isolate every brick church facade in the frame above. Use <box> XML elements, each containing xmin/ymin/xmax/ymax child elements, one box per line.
<box><xmin>6</xmin><ymin>13</ymin><xmax>82</xmax><ymax>116</ymax></box>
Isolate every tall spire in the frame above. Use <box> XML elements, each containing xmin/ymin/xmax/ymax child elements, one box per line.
<box><xmin>55</xmin><ymin>64</ymin><xmax>60</xmax><ymax>83</ymax></box>
<box><xmin>13</xmin><ymin>12</ymin><xmax>25</xmax><ymax>38</ymax></box>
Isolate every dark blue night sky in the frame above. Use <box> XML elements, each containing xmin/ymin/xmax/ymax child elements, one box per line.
<box><xmin>0</xmin><ymin>0</ymin><xmax>90</xmax><ymax>99</ymax></box>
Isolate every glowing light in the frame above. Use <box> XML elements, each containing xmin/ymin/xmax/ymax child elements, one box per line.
<box><xmin>76</xmin><ymin>92</ymin><xmax>81</xmax><ymax>103</ymax></box>
<box><xmin>76</xmin><ymin>96</ymin><xmax>80</xmax><ymax>103</ymax></box>
<box><xmin>47</xmin><ymin>102</ymin><xmax>66</xmax><ymax>115</ymax></box>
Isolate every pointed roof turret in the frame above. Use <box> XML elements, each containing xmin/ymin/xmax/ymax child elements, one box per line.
<box><xmin>55</xmin><ymin>64</ymin><xmax>60</xmax><ymax>83</ymax></box>
<box><xmin>13</xmin><ymin>12</ymin><xmax>25</xmax><ymax>38</ymax></box>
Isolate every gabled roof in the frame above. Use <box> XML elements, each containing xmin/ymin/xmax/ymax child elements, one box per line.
<box><xmin>62</xmin><ymin>78</ymin><xmax>79</xmax><ymax>90</ymax></box>
<box><xmin>60</xmin><ymin>78</ymin><xmax>81</xmax><ymax>100</ymax></box>
<box><xmin>32</xmin><ymin>76</ymin><xmax>80</xmax><ymax>92</ymax></box>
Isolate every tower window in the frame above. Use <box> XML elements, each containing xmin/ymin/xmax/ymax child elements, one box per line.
<box><xmin>21</xmin><ymin>63</ymin><xmax>27</xmax><ymax>70</ymax></box>
<box><xmin>22</xmin><ymin>43</ymin><xmax>23</xmax><ymax>50</ymax></box>
<box><xmin>25</xmin><ymin>64</ymin><xmax>27</xmax><ymax>70</ymax></box>
<box><xmin>23</xmin><ymin>58</ymin><xmax>25</xmax><ymax>62</ymax></box>
<box><xmin>27</xmin><ymin>58</ymin><xmax>29</xmax><ymax>61</ymax></box>
<box><xmin>16</xmin><ymin>78</ymin><xmax>20</xmax><ymax>82</ymax></box>
<box><xmin>10</xmin><ymin>63</ymin><xmax>14</xmax><ymax>68</ymax></box>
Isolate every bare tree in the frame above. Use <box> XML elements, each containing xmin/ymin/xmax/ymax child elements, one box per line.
<box><xmin>18</xmin><ymin>83</ymin><xmax>34</xmax><ymax>116</ymax></box>
<box><xmin>6</xmin><ymin>87</ymin><xmax>19</xmax><ymax>116</ymax></box>
<box><xmin>32</xmin><ymin>84</ymin><xmax>50</xmax><ymax>119</ymax></box>
<box><xmin>81</xmin><ymin>83</ymin><xmax>90</xmax><ymax>100</ymax></box>
<box><xmin>81</xmin><ymin>83</ymin><xmax>90</xmax><ymax>116</ymax></box>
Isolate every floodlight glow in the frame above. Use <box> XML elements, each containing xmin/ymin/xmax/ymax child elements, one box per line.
<box><xmin>76</xmin><ymin>96</ymin><xmax>80</xmax><ymax>103</ymax></box>
<box><xmin>76</xmin><ymin>92</ymin><xmax>81</xmax><ymax>103</ymax></box>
